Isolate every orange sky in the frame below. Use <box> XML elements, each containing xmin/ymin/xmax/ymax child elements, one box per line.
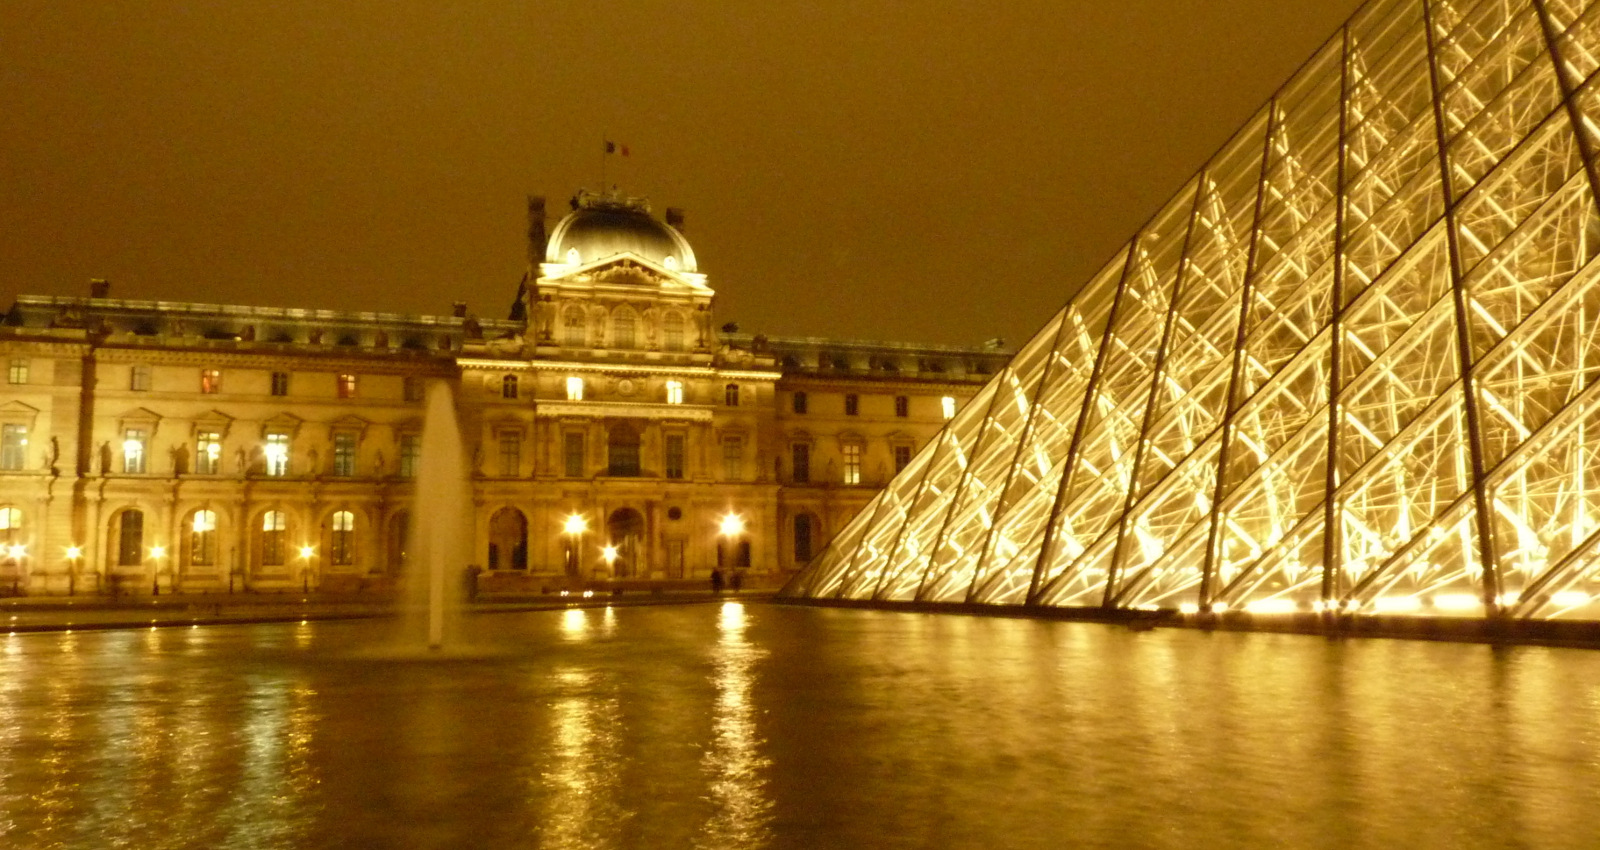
<box><xmin>1</xmin><ymin>0</ymin><xmax>1363</xmax><ymax>348</ymax></box>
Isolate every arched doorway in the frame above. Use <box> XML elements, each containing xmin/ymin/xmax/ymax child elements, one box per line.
<box><xmin>387</xmin><ymin>511</ymin><xmax>410</xmax><ymax>577</ymax></box>
<box><xmin>488</xmin><ymin>507</ymin><xmax>528</xmax><ymax>570</ymax></box>
<box><xmin>606</xmin><ymin>508</ymin><xmax>645</xmax><ymax>578</ymax></box>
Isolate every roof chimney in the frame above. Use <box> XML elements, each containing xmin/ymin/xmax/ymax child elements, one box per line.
<box><xmin>665</xmin><ymin>207</ymin><xmax>685</xmax><ymax>231</ymax></box>
<box><xmin>89</xmin><ymin>279</ymin><xmax>110</xmax><ymax>299</ymax></box>
<box><xmin>452</xmin><ymin>301</ymin><xmax>468</xmax><ymax>318</ymax></box>
<box><xmin>527</xmin><ymin>196</ymin><xmax>547</xmax><ymax>264</ymax></box>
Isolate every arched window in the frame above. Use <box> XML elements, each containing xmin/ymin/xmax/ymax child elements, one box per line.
<box><xmin>117</xmin><ymin>509</ymin><xmax>144</xmax><ymax>566</ymax></box>
<box><xmin>612</xmin><ymin>307</ymin><xmax>637</xmax><ymax>349</ymax></box>
<box><xmin>261</xmin><ymin>510</ymin><xmax>286</xmax><ymax>567</ymax></box>
<box><xmin>563</xmin><ymin>308</ymin><xmax>587</xmax><ymax>347</ymax></box>
<box><xmin>501</xmin><ymin>374</ymin><xmax>519</xmax><ymax>399</ymax></box>
<box><xmin>608</xmin><ymin>423</ymin><xmax>641</xmax><ymax>477</ymax></box>
<box><xmin>187</xmin><ymin>509</ymin><xmax>217</xmax><ymax>567</ymax></box>
<box><xmin>331</xmin><ymin>510</ymin><xmax>355</xmax><ymax>566</ymax></box>
<box><xmin>794</xmin><ymin>513</ymin><xmax>816</xmax><ymax>563</ymax></box>
<box><xmin>0</xmin><ymin>507</ymin><xmax>21</xmax><ymax>564</ymax></box>
<box><xmin>488</xmin><ymin>508</ymin><xmax>528</xmax><ymax>570</ymax></box>
<box><xmin>663</xmin><ymin>312</ymin><xmax>685</xmax><ymax>351</ymax></box>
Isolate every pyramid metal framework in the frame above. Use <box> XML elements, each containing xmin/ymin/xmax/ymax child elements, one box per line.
<box><xmin>785</xmin><ymin>0</ymin><xmax>1600</xmax><ymax>620</ymax></box>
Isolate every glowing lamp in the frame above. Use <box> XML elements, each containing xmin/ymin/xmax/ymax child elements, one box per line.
<box><xmin>602</xmin><ymin>545</ymin><xmax>618</xmax><ymax>564</ymax></box>
<box><xmin>563</xmin><ymin>514</ymin><xmax>587</xmax><ymax>536</ymax></box>
<box><xmin>299</xmin><ymin>545</ymin><xmax>315</xmax><ymax>560</ymax></box>
<box><xmin>65</xmin><ymin>545</ymin><xmax>82</xmax><ymax>560</ymax></box>
<box><xmin>148</xmin><ymin>545</ymin><xmax>165</xmax><ymax>559</ymax></box>
<box><xmin>719</xmin><ymin>513</ymin><xmax>745</xmax><ymax>537</ymax></box>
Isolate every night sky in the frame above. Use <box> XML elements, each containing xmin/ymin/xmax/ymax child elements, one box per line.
<box><xmin>3</xmin><ymin>1</ymin><xmax>1363</xmax><ymax>349</ymax></box>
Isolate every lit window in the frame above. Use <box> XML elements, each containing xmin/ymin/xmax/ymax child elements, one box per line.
<box><xmin>123</xmin><ymin>429</ymin><xmax>148</xmax><ymax>474</ymax></box>
<box><xmin>189</xmin><ymin>510</ymin><xmax>217</xmax><ymax>566</ymax></box>
<box><xmin>399</xmin><ymin>434</ymin><xmax>421</xmax><ymax>479</ymax></box>
<box><xmin>201</xmin><ymin>369</ymin><xmax>222</xmax><ymax>394</ymax></box>
<box><xmin>403</xmin><ymin>376</ymin><xmax>425</xmax><ymax>402</ymax></box>
<box><xmin>843</xmin><ymin>443</ymin><xmax>862</xmax><ymax>485</ymax></box>
<box><xmin>333</xmin><ymin>432</ymin><xmax>357</xmax><ymax>477</ymax></box>
<box><xmin>612</xmin><ymin>308</ymin><xmax>637</xmax><ymax>348</ymax></box>
<box><xmin>264</xmin><ymin>433</ymin><xmax>290</xmax><ymax>477</ymax></box>
<box><xmin>663</xmin><ymin>312</ymin><xmax>685</xmax><ymax>351</ymax></box>
<box><xmin>941</xmin><ymin>396</ymin><xmax>956</xmax><ymax>419</ymax></box>
<box><xmin>792</xmin><ymin>391</ymin><xmax>808</xmax><ymax>414</ymax></box>
<box><xmin>791</xmin><ymin>443</ymin><xmax>810</xmax><ymax>484</ymax></box>
<box><xmin>0</xmin><ymin>424</ymin><xmax>26</xmax><ymax>471</ymax></box>
<box><xmin>725</xmin><ymin>384</ymin><xmax>740</xmax><ymax>406</ymax></box>
<box><xmin>665</xmin><ymin>433</ymin><xmax>685</xmax><ymax>479</ymax></box>
<box><xmin>566</xmin><ymin>376</ymin><xmax>584</xmax><ymax>401</ymax></box>
<box><xmin>261</xmin><ymin>510</ymin><xmax>286</xmax><ymax>566</ymax></box>
<box><xmin>271</xmin><ymin>372</ymin><xmax>290</xmax><ymax>397</ymax></box>
<box><xmin>566</xmin><ymin>247</ymin><xmax>580</xmax><ymax>264</ymax></box>
<box><xmin>895</xmin><ymin>395</ymin><xmax>909</xmax><ymax>417</ymax></box>
<box><xmin>894</xmin><ymin>444</ymin><xmax>913</xmax><ymax>473</ymax></box>
<box><xmin>666</xmin><ymin>380</ymin><xmax>684</xmax><ymax>404</ymax></box>
<box><xmin>7</xmin><ymin>360</ymin><xmax>27</xmax><ymax>385</ymax></box>
<box><xmin>337</xmin><ymin>373</ymin><xmax>357</xmax><ymax>398</ymax></box>
<box><xmin>563</xmin><ymin>432</ymin><xmax>585</xmax><ymax>478</ymax></box>
<box><xmin>195</xmin><ymin>431</ymin><xmax>223</xmax><ymax>475</ymax></box>
<box><xmin>0</xmin><ymin>507</ymin><xmax>21</xmax><ymax>555</ymax></box>
<box><xmin>498</xmin><ymin>432</ymin><xmax>520</xmax><ymax>477</ymax></box>
<box><xmin>130</xmin><ymin>364</ymin><xmax>152</xmax><ymax>391</ymax></box>
<box><xmin>722</xmin><ymin>436</ymin><xmax>743</xmax><ymax>481</ymax></box>
<box><xmin>845</xmin><ymin>394</ymin><xmax>859</xmax><ymax>416</ymax></box>
<box><xmin>502</xmin><ymin>374</ymin><xmax>519</xmax><ymax>399</ymax></box>
<box><xmin>331</xmin><ymin>510</ymin><xmax>355</xmax><ymax>566</ymax></box>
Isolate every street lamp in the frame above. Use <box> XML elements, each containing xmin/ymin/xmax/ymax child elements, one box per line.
<box><xmin>563</xmin><ymin>514</ymin><xmax>587</xmax><ymax>577</ymax></box>
<box><xmin>719</xmin><ymin>513</ymin><xmax>746</xmax><ymax>591</ymax></box>
<box><xmin>602</xmin><ymin>544</ymin><xmax>618</xmax><ymax>578</ymax></box>
<box><xmin>7</xmin><ymin>544</ymin><xmax>25</xmax><ymax>595</ymax></box>
<box><xmin>149</xmin><ymin>545</ymin><xmax>166</xmax><ymax>595</ymax></box>
<box><xmin>65</xmin><ymin>545</ymin><xmax>81</xmax><ymax>596</ymax></box>
<box><xmin>299</xmin><ymin>545</ymin><xmax>315</xmax><ymax>593</ymax></box>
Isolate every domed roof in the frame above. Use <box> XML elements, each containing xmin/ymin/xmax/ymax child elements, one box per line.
<box><xmin>545</xmin><ymin>193</ymin><xmax>697</xmax><ymax>273</ymax></box>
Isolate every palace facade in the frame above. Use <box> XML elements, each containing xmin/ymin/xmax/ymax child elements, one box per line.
<box><xmin>0</xmin><ymin>191</ymin><xmax>1008</xmax><ymax>594</ymax></box>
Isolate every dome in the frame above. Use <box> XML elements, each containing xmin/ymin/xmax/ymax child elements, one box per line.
<box><xmin>545</xmin><ymin>194</ymin><xmax>697</xmax><ymax>273</ymax></box>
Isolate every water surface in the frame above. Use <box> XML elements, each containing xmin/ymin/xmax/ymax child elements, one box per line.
<box><xmin>1</xmin><ymin>603</ymin><xmax>1597</xmax><ymax>849</ymax></box>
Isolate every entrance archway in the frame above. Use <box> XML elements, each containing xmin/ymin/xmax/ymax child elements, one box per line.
<box><xmin>606</xmin><ymin>508</ymin><xmax>646</xmax><ymax>578</ymax></box>
<box><xmin>488</xmin><ymin>508</ymin><xmax>528</xmax><ymax>570</ymax></box>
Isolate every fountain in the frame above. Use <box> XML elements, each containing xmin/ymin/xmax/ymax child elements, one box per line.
<box><xmin>403</xmin><ymin>379</ymin><xmax>472</xmax><ymax>649</ymax></box>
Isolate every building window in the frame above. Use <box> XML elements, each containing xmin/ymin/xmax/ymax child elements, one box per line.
<box><xmin>563</xmin><ymin>432</ymin><xmax>586</xmax><ymax>478</ymax></box>
<box><xmin>895</xmin><ymin>395</ymin><xmax>909</xmax><ymax>417</ymax></box>
<box><xmin>118</xmin><ymin>509</ymin><xmax>144</xmax><ymax>566</ymax></box>
<box><xmin>502</xmin><ymin>375</ymin><xmax>519</xmax><ymax>399</ymax></box>
<box><xmin>566</xmin><ymin>376</ymin><xmax>585</xmax><ymax>401</ymax></box>
<box><xmin>794</xmin><ymin>513</ymin><xmax>814</xmax><ymax>563</ymax></box>
<box><xmin>122</xmin><ymin>429</ymin><xmax>148</xmax><ymax>474</ymax></box>
<box><xmin>725</xmin><ymin>384</ymin><xmax>740</xmax><ymax>406</ymax></box>
<box><xmin>7</xmin><ymin>360</ymin><xmax>28</xmax><ymax>385</ymax></box>
<box><xmin>261</xmin><ymin>510</ymin><xmax>286</xmax><ymax>566</ymax></box>
<box><xmin>843</xmin><ymin>443</ymin><xmax>862</xmax><ymax>485</ymax></box>
<box><xmin>271</xmin><ymin>372</ymin><xmax>290</xmax><ymax>396</ymax></box>
<box><xmin>195</xmin><ymin>431</ymin><xmax>223</xmax><ymax>475</ymax></box>
<box><xmin>663</xmin><ymin>312</ymin><xmax>685</xmax><ymax>351</ymax></box>
<box><xmin>608</xmin><ymin>423</ymin><xmax>641</xmax><ymax>477</ymax></box>
<box><xmin>403</xmin><ymin>376</ymin><xmax>425</xmax><ymax>402</ymax></box>
<box><xmin>130</xmin><ymin>364</ymin><xmax>152</xmax><ymax>391</ymax></box>
<box><xmin>612</xmin><ymin>308</ymin><xmax>637</xmax><ymax>348</ymax></box>
<box><xmin>722</xmin><ymin>436</ymin><xmax>743</xmax><ymax>481</ymax></box>
<box><xmin>498</xmin><ymin>432</ymin><xmax>520</xmax><ymax>477</ymax></box>
<box><xmin>264</xmin><ymin>432</ymin><xmax>290</xmax><ymax>477</ymax></box>
<box><xmin>331</xmin><ymin>510</ymin><xmax>355</xmax><ymax>566</ymax></box>
<box><xmin>665</xmin><ymin>433</ymin><xmax>685</xmax><ymax>480</ymax></box>
<box><xmin>666</xmin><ymin>380</ymin><xmax>684</xmax><ymax>404</ymax></box>
<box><xmin>791</xmin><ymin>443</ymin><xmax>810</xmax><ymax>484</ymax></box>
<box><xmin>332</xmin><ymin>432</ymin><xmax>357</xmax><ymax>477</ymax></box>
<box><xmin>337</xmin><ymin>373</ymin><xmax>357</xmax><ymax>398</ymax></box>
<box><xmin>0</xmin><ymin>424</ymin><xmax>26</xmax><ymax>470</ymax></box>
<box><xmin>941</xmin><ymin>396</ymin><xmax>957</xmax><ymax>419</ymax></box>
<box><xmin>894</xmin><ymin>444</ymin><xmax>913</xmax><ymax>473</ymax></box>
<box><xmin>201</xmin><ymin>369</ymin><xmax>222</xmax><ymax>394</ymax></box>
<box><xmin>0</xmin><ymin>507</ymin><xmax>21</xmax><ymax>558</ymax></box>
<box><xmin>792</xmin><ymin>391</ymin><xmax>808</xmax><ymax>414</ymax></box>
<box><xmin>399</xmin><ymin>434</ymin><xmax>421</xmax><ymax>479</ymax></box>
<box><xmin>845</xmin><ymin>394</ymin><xmax>859</xmax><ymax>416</ymax></box>
<box><xmin>189</xmin><ymin>510</ymin><xmax>217</xmax><ymax>567</ymax></box>
<box><xmin>563</xmin><ymin>308</ymin><xmax>587</xmax><ymax>347</ymax></box>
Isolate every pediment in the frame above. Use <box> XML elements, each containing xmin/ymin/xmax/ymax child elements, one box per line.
<box><xmin>543</xmin><ymin>255</ymin><xmax>709</xmax><ymax>291</ymax></box>
<box><xmin>193</xmin><ymin>409</ymin><xmax>236</xmax><ymax>438</ymax></box>
<box><xmin>260</xmin><ymin>412</ymin><xmax>305</xmax><ymax>437</ymax></box>
<box><xmin>118</xmin><ymin>407</ymin><xmax>162</xmax><ymax>424</ymax></box>
<box><xmin>0</xmin><ymin>400</ymin><xmax>41</xmax><ymax>425</ymax></box>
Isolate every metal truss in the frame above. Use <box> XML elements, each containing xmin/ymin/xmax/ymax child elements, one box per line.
<box><xmin>788</xmin><ymin>0</ymin><xmax>1600</xmax><ymax>621</ymax></box>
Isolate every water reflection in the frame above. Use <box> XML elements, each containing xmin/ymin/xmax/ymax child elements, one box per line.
<box><xmin>695</xmin><ymin>602</ymin><xmax>773</xmax><ymax>849</ymax></box>
<box><xmin>538</xmin><ymin>667</ymin><xmax>628</xmax><ymax>849</ymax></box>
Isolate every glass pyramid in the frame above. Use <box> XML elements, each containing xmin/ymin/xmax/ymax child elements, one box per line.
<box><xmin>785</xmin><ymin>0</ymin><xmax>1600</xmax><ymax>621</ymax></box>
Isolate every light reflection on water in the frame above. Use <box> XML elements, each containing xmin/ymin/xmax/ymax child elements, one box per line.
<box><xmin>0</xmin><ymin>607</ymin><xmax>1597</xmax><ymax>848</ymax></box>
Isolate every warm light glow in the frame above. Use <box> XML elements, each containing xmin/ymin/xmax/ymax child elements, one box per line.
<box><xmin>148</xmin><ymin>545</ymin><xmax>165</xmax><ymax>559</ymax></box>
<box><xmin>1244</xmin><ymin>598</ymin><xmax>1297</xmax><ymax>615</ymax></box>
<box><xmin>1374</xmin><ymin>596</ymin><xmax>1422</xmax><ymax>613</ymax></box>
<box><xmin>720</xmin><ymin>513</ymin><xmax>745</xmax><ymax>537</ymax></box>
<box><xmin>1178</xmin><ymin>602</ymin><xmax>1199</xmax><ymax>614</ymax></box>
<box><xmin>563</xmin><ymin>514</ymin><xmax>587</xmax><ymax>536</ymax></box>
<box><xmin>665</xmin><ymin>380</ymin><xmax>684</xmax><ymax>404</ymax></box>
<box><xmin>1208</xmin><ymin>602</ymin><xmax>1228</xmax><ymax>614</ymax></box>
<box><xmin>565</xmin><ymin>376</ymin><xmax>584</xmax><ymax>401</ymax></box>
<box><xmin>1551</xmin><ymin>590</ymin><xmax>1590</xmax><ymax>608</ymax></box>
<box><xmin>940</xmin><ymin>396</ymin><xmax>956</xmax><ymax>419</ymax></box>
<box><xmin>65</xmin><ymin>545</ymin><xmax>81</xmax><ymax>560</ymax></box>
<box><xmin>6</xmin><ymin>544</ymin><xmax>25</xmax><ymax>560</ymax></box>
<box><xmin>1431</xmin><ymin>593</ymin><xmax>1480</xmax><ymax>611</ymax></box>
<box><xmin>602</xmin><ymin>544</ymin><xmax>618</xmax><ymax>564</ymax></box>
<box><xmin>299</xmin><ymin>545</ymin><xmax>315</xmax><ymax>559</ymax></box>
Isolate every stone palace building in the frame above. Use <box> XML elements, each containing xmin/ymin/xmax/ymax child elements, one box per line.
<box><xmin>0</xmin><ymin>190</ymin><xmax>1008</xmax><ymax>595</ymax></box>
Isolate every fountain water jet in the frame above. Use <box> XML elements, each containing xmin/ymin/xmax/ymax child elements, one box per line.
<box><xmin>403</xmin><ymin>380</ymin><xmax>471</xmax><ymax>650</ymax></box>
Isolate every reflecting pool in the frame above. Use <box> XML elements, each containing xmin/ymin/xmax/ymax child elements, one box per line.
<box><xmin>2</xmin><ymin>603</ymin><xmax>1599</xmax><ymax>849</ymax></box>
